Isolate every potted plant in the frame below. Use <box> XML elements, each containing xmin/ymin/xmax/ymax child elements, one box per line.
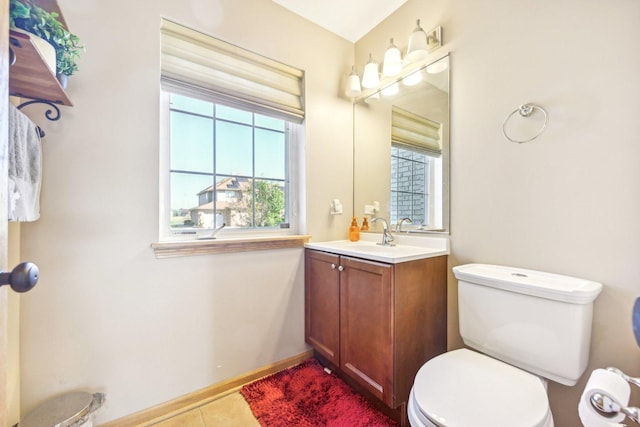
<box><xmin>9</xmin><ymin>0</ymin><xmax>83</xmax><ymax>85</ymax></box>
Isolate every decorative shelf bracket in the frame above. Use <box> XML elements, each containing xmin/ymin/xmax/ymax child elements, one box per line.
<box><xmin>16</xmin><ymin>100</ymin><xmax>61</xmax><ymax>137</ymax></box>
<box><xmin>17</xmin><ymin>99</ymin><xmax>61</xmax><ymax>121</ymax></box>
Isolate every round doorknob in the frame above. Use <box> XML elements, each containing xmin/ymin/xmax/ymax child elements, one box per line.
<box><xmin>0</xmin><ymin>262</ymin><xmax>39</xmax><ymax>293</ymax></box>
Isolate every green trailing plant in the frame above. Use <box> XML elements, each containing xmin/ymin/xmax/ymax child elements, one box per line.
<box><xmin>9</xmin><ymin>0</ymin><xmax>83</xmax><ymax>76</ymax></box>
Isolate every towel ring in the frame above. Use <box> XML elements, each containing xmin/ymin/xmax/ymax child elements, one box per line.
<box><xmin>502</xmin><ymin>103</ymin><xmax>549</xmax><ymax>143</ymax></box>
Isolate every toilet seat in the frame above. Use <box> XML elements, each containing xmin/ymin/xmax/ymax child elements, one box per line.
<box><xmin>409</xmin><ymin>349</ymin><xmax>553</xmax><ymax>427</ymax></box>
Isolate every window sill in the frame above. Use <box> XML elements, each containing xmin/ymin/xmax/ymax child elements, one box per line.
<box><xmin>151</xmin><ymin>235</ymin><xmax>311</xmax><ymax>258</ymax></box>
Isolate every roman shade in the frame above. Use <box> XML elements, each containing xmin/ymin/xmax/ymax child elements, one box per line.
<box><xmin>391</xmin><ymin>106</ymin><xmax>442</xmax><ymax>156</ymax></box>
<box><xmin>160</xmin><ymin>18</ymin><xmax>305</xmax><ymax>123</ymax></box>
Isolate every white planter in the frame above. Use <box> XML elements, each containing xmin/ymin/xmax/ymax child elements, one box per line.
<box><xmin>13</xmin><ymin>28</ymin><xmax>56</xmax><ymax>75</ymax></box>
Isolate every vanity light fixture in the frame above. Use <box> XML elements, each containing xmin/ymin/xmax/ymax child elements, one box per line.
<box><xmin>382</xmin><ymin>38</ymin><xmax>403</xmax><ymax>77</ymax></box>
<box><xmin>343</xmin><ymin>22</ymin><xmax>443</xmax><ymax>99</ymax></box>
<box><xmin>361</xmin><ymin>53</ymin><xmax>380</xmax><ymax>89</ymax></box>
<box><xmin>345</xmin><ymin>65</ymin><xmax>362</xmax><ymax>97</ymax></box>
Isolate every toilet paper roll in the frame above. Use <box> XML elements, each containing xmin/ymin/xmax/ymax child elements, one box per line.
<box><xmin>578</xmin><ymin>368</ymin><xmax>630</xmax><ymax>426</ymax></box>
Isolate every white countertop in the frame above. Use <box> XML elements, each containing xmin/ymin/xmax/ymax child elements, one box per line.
<box><xmin>305</xmin><ymin>232</ymin><xmax>449</xmax><ymax>264</ymax></box>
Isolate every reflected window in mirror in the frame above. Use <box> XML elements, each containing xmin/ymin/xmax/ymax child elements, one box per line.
<box><xmin>391</xmin><ymin>145</ymin><xmax>442</xmax><ymax>228</ymax></box>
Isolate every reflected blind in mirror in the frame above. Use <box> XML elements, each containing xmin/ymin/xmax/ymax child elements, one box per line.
<box><xmin>391</xmin><ymin>106</ymin><xmax>442</xmax><ymax>156</ymax></box>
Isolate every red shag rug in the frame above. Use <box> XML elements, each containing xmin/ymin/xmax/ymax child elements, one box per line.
<box><xmin>240</xmin><ymin>358</ymin><xmax>398</xmax><ymax>427</ymax></box>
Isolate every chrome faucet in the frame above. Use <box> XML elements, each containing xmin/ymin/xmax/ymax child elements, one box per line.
<box><xmin>397</xmin><ymin>217</ymin><xmax>412</xmax><ymax>232</ymax></box>
<box><xmin>197</xmin><ymin>223</ymin><xmax>226</xmax><ymax>240</ymax></box>
<box><xmin>371</xmin><ymin>217</ymin><xmax>395</xmax><ymax>246</ymax></box>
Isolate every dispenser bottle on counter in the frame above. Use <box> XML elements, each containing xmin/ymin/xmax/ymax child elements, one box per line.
<box><xmin>349</xmin><ymin>217</ymin><xmax>360</xmax><ymax>241</ymax></box>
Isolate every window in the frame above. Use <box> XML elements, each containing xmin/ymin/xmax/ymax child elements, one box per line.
<box><xmin>158</xmin><ymin>18</ymin><xmax>305</xmax><ymax>242</ymax></box>
<box><xmin>167</xmin><ymin>93</ymin><xmax>292</xmax><ymax>235</ymax></box>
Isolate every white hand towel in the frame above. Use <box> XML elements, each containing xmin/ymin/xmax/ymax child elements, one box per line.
<box><xmin>8</xmin><ymin>103</ymin><xmax>42</xmax><ymax>222</ymax></box>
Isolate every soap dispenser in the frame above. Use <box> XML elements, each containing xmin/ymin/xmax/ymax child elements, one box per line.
<box><xmin>361</xmin><ymin>217</ymin><xmax>369</xmax><ymax>231</ymax></box>
<box><xmin>349</xmin><ymin>217</ymin><xmax>360</xmax><ymax>242</ymax></box>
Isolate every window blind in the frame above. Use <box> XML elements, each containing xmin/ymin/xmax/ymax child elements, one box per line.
<box><xmin>391</xmin><ymin>106</ymin><xmax>442</xmax><ymax>157</ymax></box>
<box><xmin>160</xmin><ymin>18</ymin><xmax>305</xmax><ymax>123</ymax></box>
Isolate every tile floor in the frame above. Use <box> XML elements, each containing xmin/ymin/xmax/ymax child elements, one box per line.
<box><xmin>152</xmin><ymin>392</ymin><xmax>260</xmax><ymax>427</ymax></box>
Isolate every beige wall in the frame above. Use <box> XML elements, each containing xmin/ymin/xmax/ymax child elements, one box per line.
<box><xmin>356</xmin><ymin>0</ymin><xmax>640</xmax><ymax>426</ymax></box>
<box><xmin>19</xmin><ymin>0</ymin><xmax>354</xmax><ymax>423</ymax></box>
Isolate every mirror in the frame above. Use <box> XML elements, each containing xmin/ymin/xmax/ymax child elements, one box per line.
<box><xmin>354</xmin><ymin>54</ymin><xmax>450</xmax><ymax>233</ymax></box>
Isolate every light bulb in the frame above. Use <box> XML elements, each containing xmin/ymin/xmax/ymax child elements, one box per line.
<box><xmin>345</xmin><ymin>66</ymin><xmax>361</xmax><ymax>98</ymax></box>
<box><xmin>382</xmin><ymin>38</ymin><xmax>402</xmax><ymax>77</ymax></box>
<box><xmin>406</xmin><ymin>19</ymin><xmax>429</xmax><ymax>62</ymax></box>
<box><xmin>361</xmin><ymin>53</ymin><xmax>380</xmax><ymax>89</ymax></box>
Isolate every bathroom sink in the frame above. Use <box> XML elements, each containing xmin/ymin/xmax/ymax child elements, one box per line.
<box><xmin>305</xmin><ymin>233</ymin><xmax>449</xmax><ymax>264</ymax></box>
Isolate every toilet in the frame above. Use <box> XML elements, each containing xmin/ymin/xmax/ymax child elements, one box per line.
<box><xmin>408</xmin><ymin>263</ymin><xmax>603</xmax><ymax>427</ymax></box>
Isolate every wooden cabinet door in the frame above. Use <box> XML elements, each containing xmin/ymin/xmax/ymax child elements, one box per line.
<box><xmin>305</xmin><ymin>250</ymin><xmax>340</xmax><ymax>366</ymax></box>
<box><xmin>340</xmin><ymin>256</ymin><xmax>394</xmax><ymax>406</ymax></box>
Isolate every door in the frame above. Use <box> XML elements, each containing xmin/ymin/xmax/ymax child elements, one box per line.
<box><xmin>340</xmin><ymin>256</ymin><xmax>394</xmax><ymax>406</ymax></box>
<box><xmin>1</xmin><ymin>0</ymin><xmax>11</xmax><ymax>424</ymax></box>
<box><xmin>305</xmin><ymin>250</ymin><xmax>340</xmax><ymax>366</ymax></box>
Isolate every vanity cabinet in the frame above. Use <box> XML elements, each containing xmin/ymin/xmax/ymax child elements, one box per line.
<box><xmin>305</xmin><ymin>248</ymin><xmax>447</xmax><ymax>417</ymax></box>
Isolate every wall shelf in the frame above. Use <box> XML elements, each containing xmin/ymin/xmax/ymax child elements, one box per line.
<box><xmin>9</xmin><ymin>30</ymin><xmax>72</xmax><ymax>106</ymax></box>
<box><xmin>8</xmin><ymin>0</ymin><xmax>73</xmax><ymax>108</ymax></box>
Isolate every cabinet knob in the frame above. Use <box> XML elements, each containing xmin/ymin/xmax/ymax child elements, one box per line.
<box><xmin>331</xmin><ymin>263</ymin><xmax>336</xmax><ymax>270</ymax></box>
<box><xmin>338</xmin><ymin>265</ymin><xmax>344</xmax><ymax>272</ymax></box>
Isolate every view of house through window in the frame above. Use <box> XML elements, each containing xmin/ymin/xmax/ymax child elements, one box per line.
<box><xmin>168</xmin><ymin>93</ymin><xmax>289</xmax><ymax>233</ymax></box>
<box><xmin>390</xmin><ymin>144</ymin><xmax>434</xmax><ymax>226</ymax></box>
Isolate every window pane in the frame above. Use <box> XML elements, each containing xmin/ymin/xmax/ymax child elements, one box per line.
<box><xmin>413</xmin><ymin>151</ymin><xmax>427</xmax><ymax>163</ymax></box>
<box><xmin>216</xmin><ymin>121</ymin><xmax>252</xmax><ymax>176</ymax></box>
<box><xmin>215</xmin><ymin>176</ymin><xmax>251</xmax><ymax>228</ymax></box>
<box><xmin>412</xmin><ymin>161</ymin><xmax>427</xmax><ymax>194</ymax></box>
<box><xmin>216</xmin><ymin>104</ymin><xmax>252</xmax><ymax>124</ymax></box>
<box><xmin>397</xmin><ymin>192</ymin><xmax>413</xmax><ymax>221</ymax></box>
<box><xmin>255</xmin><ymin>114</ymin><xmax>285</xmax><ymax>131</ymax></box>
<box><xmin>170</xmin><ymin>112</ymin><xmax>213</xmax><ymax>173</ymax></box>
<box><xmin>170</xmin><ymin>172</ymin><xmax>214</xmax><ymax>229</ymax></box>
<box><xmin>170</xmin><ymin>94</ymin><xmax>213</xmax><ymax>116</ymax></box>
<box><xmin>397</xmin><ymin>147</ymin><xmax>413</xmax><ymax>160</ymax></box>
<box><xmin>412</xmin><ymin>194</ymin><xmax>426</xmax><ymax>222</ymax></box>
<box><xmin>390</xmin><ymin>191</ymin><xmax>398</xmax><ymax>224</ymax></box>
<box><xmin>391</xmin><ymin>155</ymin><xmax>398</xmax><ymax>191</ymax></box>
<box><xmin>396</xmin><ymin>157</ymin><xmax>411</xmax><ymax>192</ymax></box>
<box><xmin>253</xmin><ymin>179</ymin><xmax>285</xmax><ymax>227</ymax></box>
<box><xmin>255</xmin><ymin>129</ymin><xmax>285</xmax><ymax>179</ymax></box>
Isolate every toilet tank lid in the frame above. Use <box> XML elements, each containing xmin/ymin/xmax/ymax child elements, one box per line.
<box><xmin>453</xmin><ymin>264</ymin><xmax>603</xmax><ymax>304</ymax></box>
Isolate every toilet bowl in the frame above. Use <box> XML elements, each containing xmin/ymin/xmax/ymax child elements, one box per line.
<box><xmin>408</xmin><ymin>349</ymin><xmax>553</xmax><ymax>427</ymax></box>
<box><xmin>408</xmin><ymin>264</ymin><xmax>602</xmax><ymax>427</ymax></box>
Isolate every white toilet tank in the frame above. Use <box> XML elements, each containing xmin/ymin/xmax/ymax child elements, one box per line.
<box><xmin>453</xmin><ymin>264</ymin><xmax>602</xmax><ymax>386</ymax></box>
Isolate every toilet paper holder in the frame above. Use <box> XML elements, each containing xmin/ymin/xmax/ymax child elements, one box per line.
<box><xmin>589</xmin><ymin>367</ymin><xmax>640</xmax><ymax>424</ymax></box>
